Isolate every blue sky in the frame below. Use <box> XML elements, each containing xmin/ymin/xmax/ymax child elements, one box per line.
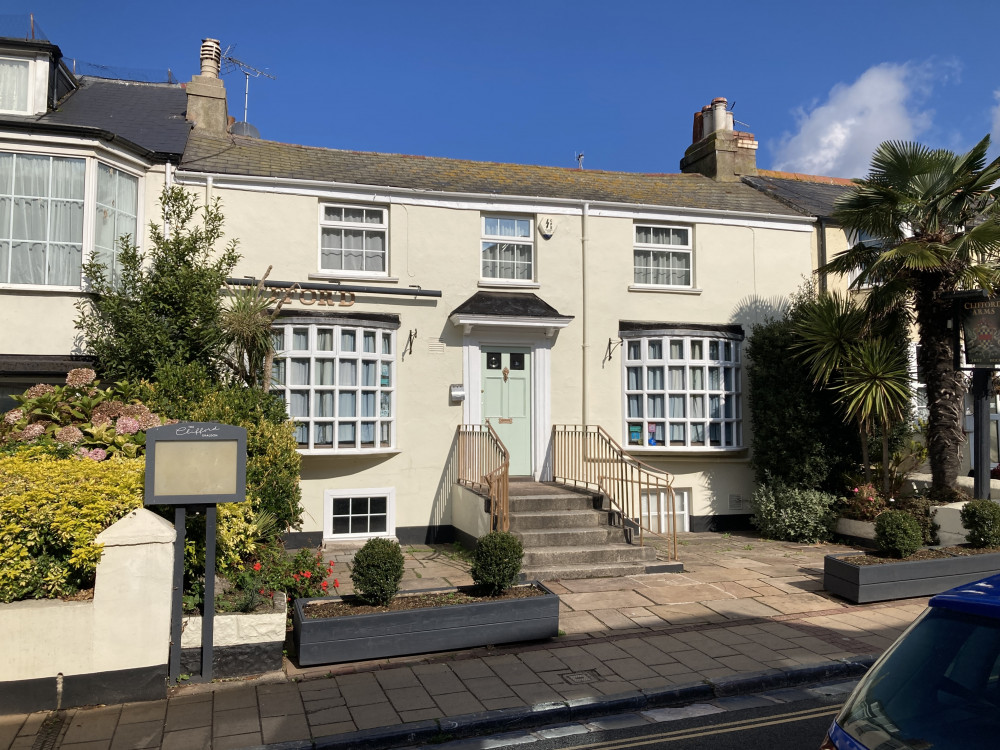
<box><xmin>11</xmin><ymin>1</ymin><xmax>1000</xmax><ymax>177</ymax></box>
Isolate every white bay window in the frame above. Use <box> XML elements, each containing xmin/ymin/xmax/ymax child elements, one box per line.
<box><xmin>623</xmin><ymin>327</ymin><xmax>742</xmax><ymax>450</ymax></box>
<box><xmin>271</xmin><ymin>321</ymin><xmax>396</xmax><ymax>453</ymax></box>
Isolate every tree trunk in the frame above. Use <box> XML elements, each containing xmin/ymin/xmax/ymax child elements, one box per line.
<box><xmin>914</xmin><ymin>276</ymin><xmax>966</xmax><ymax>495</ymax></box>
<box><xmin>881</xmin><ymin>425</ymin><xmax>891</xmax><ymax>495</ymax></box>
<box><xmin>860</xmin><ymin>418</ymin><xmax>872</xmax><ymax>484</ymax></box>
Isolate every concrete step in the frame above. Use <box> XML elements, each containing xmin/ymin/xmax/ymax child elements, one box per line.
<box><xmin>509</xmin><ymin>494</ymin><xmax>600</xmax><ymax>513</ymax></box>
<box><xmin>514</xmin><ymin>526</ymin><xmax>623</xmax><ymax>547</ymax></box>
<box><xmin>508</xmin><ymin>510</ymin><xmax>603</xmax><ymax>531</ymax></box>
<box><xmin>520</xmin><ymin>561</ymin><xmax>650</xmax><ymax>581</ymax></box>
<box><xmin>522</xmin><ymin>544</ymin><xmax>657</xmax><ymax>567</ymax></box>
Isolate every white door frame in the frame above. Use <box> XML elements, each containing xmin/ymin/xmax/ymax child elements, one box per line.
<box><xmin>462</xmin><ymin>328</ymin><xmax>553</xmax><ymax>480</ymax></box>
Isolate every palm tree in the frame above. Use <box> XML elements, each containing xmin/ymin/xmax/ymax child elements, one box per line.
<box><xmin>793</xmin><ymin>292</ymin><xmax>911</xmax><ymax>492</ymax></box>
<box><xmin>824</xmin><ymin>136</ymin><xmax>1000</xmax><ymax>497</ymax></box>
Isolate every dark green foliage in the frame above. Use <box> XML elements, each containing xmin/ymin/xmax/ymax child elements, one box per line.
<box><xmin>470</xmin><ymin>531</ymin><xmax>524</xmax><ymax>595</ymax></box>
<box><xmin>892</xmin><ymin>496</ymin><xmax>939</xmax><ymax>546</ymax></box>
<box><xmin>75</xmin><ymin>186</ymin><xmax>240</xmax><ymax>382</ymax></box>
<box><xmin>746</xmin><ymin>317</ymin><xmax>859</xmax><ymax>493</ymax></box>
<box><xmin>750</xmin><ymin>480</ymin><xmax>838</xmax><ymax>543</ymax></box>
<box><xmin>350</xmin><ymin>538</ymin><xmax>405</xmax><ymax>606</ymax></box>
<box><xmin>961</xmin><ymin>499</ymin><xmax>1000</xmax><ymax>548</ymax></box>
<box><xmin>875</xmin><ymin>510</ymin><xmax>923</xmax><ymax>558</ymax></box>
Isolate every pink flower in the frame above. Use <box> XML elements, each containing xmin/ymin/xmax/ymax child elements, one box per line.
<box><xmin>115</xmin><ymin>416</ymin><xmax>141</xmax><ymax>435</ymax></box>
<box><xmin>25</xmin><ymin>384</ymin><xmax>55</xmax><ymax>398</ymax></box>
<box><xmin>3</xmin><ymin>409</ymin><xmax>23</xmax><ymax>426</ymax></box>
<box><xmin>21</xmin><ymin>424</ymin><xmax>45</xmax><ymax>442</ymax></box>
<box><xmin>55</xmin><ymin>425</ymin><xmax>84</xmax><ymax>445</ymax></box>
<box><xmin>86</xmin><ymin>448</ymin><xmax>107</xmax><ymax>462</ymax></box>
<box><xmin>65</xmin><ymin>368</ymin><xmax>97</xmax><ymax>388</ymax></box>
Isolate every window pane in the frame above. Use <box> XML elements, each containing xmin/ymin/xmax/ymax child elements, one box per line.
<box><xmin>361</xmin><ymin>391</ymin><xmax>376</xmax><ymax>417</ymax></box>
<box><xmin>669</xmin><ymin>395</ymin><xmax>685</xmax><ymax>417</ymax></box>
<box><xmin>270</xmin><ymin>359</ymin><xmax>285</xmax><ymax>387</ymax></box>
<box><xmin>339</xmin><ymin>360</ymin><xmax>356</xmax><ymax>386</ymax></box>
<box><xmin>648</xmin><ymin>394</ymin><xmax>664</xmax><ymax>418</ymax></box>
<box><xmin>324</xmin><ymin>206</ymin><xmax>343</xmax><ymax>222</ymax></box>
<box><xmin>315</xmin><ymin>360</ymin><xmax>335</xmax><ymax>385</ymax></box>
<box><xmin>290</xmin><ymin>359</ymin><xmax>309</xmax><ymax>385</ymax></box>
<box><xmin>0</xmin><ymin>59</ymin><xmax>30</xmax><ymax>113</ymax></box>
<box><xmin>339</xmin><ymin>392</ymin><xmax>356</xmax><ymax>417</ymax></box>
<box><xmin>293</xmin><ymin>422</ymin><xmax>308</xmax><ymax>446</ymax></box>
<box><xmin>691</xmin><ymin>424</ymin><xmax>705</xmax><ymax>445</ymax></box>
<box><xmin>691</xmin><ymin>340</ymin><xmax>703</xmax><ymax>359</ymax></box>
<box><xmin>362</xmin><ymin>360</ymin><xmax>376</xmax><ymax>386</ymax></box>
<box><xmin>484</xmin><ymin>217</ymin><xmax>499</xmax><ymax>236</ymax></box>
<box><xmin>646</xmin><ymin>367</ymin><xmax>663</xmax><ymax>390</ymax></box>
<box><xmin>627</xmin><ymin>341</ymin><xmax>640</xmax><ymax>360</ymax></box>
<box><xmin>341</xmin><ymin>330</ymin><xmax>356</xmax><ymax>351</ymax></box>
<box><xmin>316</xmin><ymin>329</ymin><xmax>334</xmax><ymax>351</ymax></box>
<box><xmin>669</xmin><ymin>340</ymin><xmax>684</xmax><ymax>359</ymax></box>
<box><xmin>370</xmin><ymin>515</ymin><xmax>387</xmax><ymax>533</ymax></box>
<box><xmin>381</xmin><ymin>363</ymin><xmax>391</xmax><ymax>387</ymax></box>
<box><xmin>289</xmin><ymin>391</ymin><xmax>309</xmax><ymax>418</ymax></box>
<box><xmin>648</xmin><ymin>340</ymin><xmax>662</xmax><ymax>359</ymax></box>
<box><xmin>690</xmin><ymin>367</ymin><xmax>704</xmax><ymax>390</ymax></box>
<box><xmin>364</xmin><ymin>331</ymin><xmax>376</xmax><ymax>353</ymax></box>
<box><xmin>628</xmin><ymin>394</ymin><xmax>642</xmax><ymax>418</ymax></box>
<box><xmin>668</xmin><ymin>367</ymin><xmax>685</xmax><ymax>390</ymax></box>
<box><xmin>382</xmin><ymin>333</ymin><xmax>392</xmax><ymax>354</ymax></box>
<box><xmin>316</xmin><ymin>392</ymin><xmax>334</xmax><ymax>417</ymax></box>
<box><xmin>292</xmin><ymin>328</ymin><xmax>309</xmax><ymax>350</ymax></box>
<box><xmin>314</xmin><ymin>423</ymin><xmax>334</xmax><ymax>447</ymax></box>
<box><xmin>338</xmin><ymin>422</ymin><xmax>356</xmax><ymax>446</ymax></box>
<box><xmin>380</xmin><ymin>392</ymin><xmax>391</xmax><ymax>417</ymax></box>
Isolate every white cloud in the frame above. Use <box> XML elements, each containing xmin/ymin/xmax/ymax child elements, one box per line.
<box><xmin>991</xmin><ymin>90</ymin><xmax>1000</xmax><ymax>151</ymax></box>
<box><xmin>772</xmin><ymin>63</ymin><xmax>935</xmax><ymax>178</ymax></box>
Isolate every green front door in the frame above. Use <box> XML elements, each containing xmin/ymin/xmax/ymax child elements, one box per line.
<box><xmin>482</xmin><ymin>348</ymin><xmax>532</xmax><ymax>476</ymax></box>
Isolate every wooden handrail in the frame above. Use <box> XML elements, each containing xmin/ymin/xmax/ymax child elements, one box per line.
<box><xmin>456</xmin><ymin>423</ymin><xmax>510</xmax><ymax>532</ymax></box>
<box><xmin>552</xmin><ymin>424</ymin><xmax>677</xmax><ymax>560</ymax></box>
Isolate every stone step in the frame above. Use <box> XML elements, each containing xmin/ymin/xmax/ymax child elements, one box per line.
<box><xmin>521</xmin><ymin>544</ymin><xmax>657</xmax><ymax>567</ymax></box>
<box><xmin>509</xmin><ymin>494</ymin><xmax>600</xmax><ymax>513</ymax></box>
<box><xmin>514</xmin><ymin>526</ymin><xmax>623</xmax><ymax>547</ymax></box>
<box><xmin>508</xmin><ymin>510</ymin><xmax>603</xmax><ymax>531</ymax></box>
<box><xmin>520</xmin><ymin>562</ymin><xmax>650</xmax><ymax>581</ymax></box>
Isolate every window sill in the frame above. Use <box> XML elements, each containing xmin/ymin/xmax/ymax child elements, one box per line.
<box><xmin>0</xmin><ymin>284</ymin><xmax>85</xmax><ymax>293</ymax></box>
<box><xmin>478</xmin><ymin>280</ymin><xmax>540</xmax><ymax>290</ymax></box>
<box><xmin>625</xmin><ymin>446</ymin><xmax>748</xmax><ymax>459</ymax></box>
<box><xmin>298</xmin><ymin>448</ymin><xmax>400</xmax><ymax>457</ymax></box>
<box><xmin>309</xmin><ymin>273</ymin><xmax>398</xmax><ymax>284</ymax></box>
<box><xmin>628</xmin><ymin>284</ymin><xmax>702</xmax><ymax>295</ymax></box>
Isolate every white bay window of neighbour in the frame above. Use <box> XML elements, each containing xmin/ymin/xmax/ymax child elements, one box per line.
<box><xmin>320</xmin><ymin>205</ymin><xmax>387</xmax><ymax>275</ymax></box>
<box><xmin>624</xmin><ymin>333</ymin><xmax>741</xmax><ymax>449</ymax></box>
<box><xmin>634</xmin><ymin>225</ymin><xmax>691</xmax><ymax>287</ymax></box>
<box><xmin>0</xmin><ymin>152</ymin><xmax>139</xmax><ymax>288</ymax></box>
<box><xmin>271</xmin><ymin>324</ymin><xmax>395</xmax><ymax>452</ymax></box>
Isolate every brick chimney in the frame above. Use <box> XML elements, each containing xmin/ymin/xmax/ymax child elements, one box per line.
<box><xmin>184</xmin><ymin>38</ymin><xmax>229</xmax><ymax>134</ymax></box>
<box><xmin>679</xmin><ymin>97</ymin><xmax>758</xmax><ymax>181</ymax></box>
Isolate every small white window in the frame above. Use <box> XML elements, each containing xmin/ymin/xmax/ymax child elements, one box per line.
<box><xmin>633</xmin><ymin>225</ymin><xmax>692</xmax><ymax>288</ymax></box>
<box><xmin>623</xmin><ymin>330</ymin><xmax>742</xmax><ymax>450</ymax></box>
<box><xmin>481</xmin><ymin>215</ymin><xmax>534</xmax><ymax>281</ymax></box>
<box><xmin>271</xmin><ymin>323</ymin><xmax>396</xmax><ymax>453</ymax></box>
<box><xmin>323</xmin><ymin>488</ymin><xmax>395</xmax><ymax>540</ymax></box>
<box><xmin>319</xmin><ymin>204</ymin><xmax>387</xmax><ymax>276</ymax></box>
<box><xmin>0</xmin><ymin>57</ymin><xmax>30</xmax><ymax>115</ymax></box>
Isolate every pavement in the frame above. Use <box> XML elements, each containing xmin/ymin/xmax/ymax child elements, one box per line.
<box><xmin>0</xmin><ymin>531</ymin><xmax>929</xmax><ymax>750</ymax></box>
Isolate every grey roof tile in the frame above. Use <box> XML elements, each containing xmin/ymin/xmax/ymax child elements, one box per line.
<box><xmin>742</xmin><ymin>173</ymin><xmax>855</xmax><ymax>219</ymax></box>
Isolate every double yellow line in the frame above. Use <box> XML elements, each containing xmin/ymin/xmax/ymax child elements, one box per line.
<box><xmin>563</xmin><ymin>705</ymin><xmax>838</xmax><ymax>748</ymax></box>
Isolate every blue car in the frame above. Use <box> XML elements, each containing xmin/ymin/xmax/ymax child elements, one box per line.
<box><xmin>821</xmin><ymin>573</ymin><xmax>1000</xmax><ymax>749</ymax></box>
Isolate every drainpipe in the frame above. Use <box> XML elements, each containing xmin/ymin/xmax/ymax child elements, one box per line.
<box><xmin>817</xmin><ymin>217</ymin><xmax>828</xmax><ymax>293</ymax></box>
<box><xmin>581</xmin><ymin>202</ymin><xmax>590</xmax><ymax>426</ymax></box>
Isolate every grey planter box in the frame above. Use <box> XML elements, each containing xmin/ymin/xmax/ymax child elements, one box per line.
<box><xmin>293</xmin><ymin>583</ymin><xmax>559</xmax><ymax>666</ymax></box>
<box><xmin>824</xmin><ymin>550</ymin><xmax>1000</xmax><ymax>604</ymax></box>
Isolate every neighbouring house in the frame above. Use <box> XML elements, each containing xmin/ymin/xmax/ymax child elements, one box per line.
<box><xmin>0</xmin><ymin>19</ymin><xmax>191</xmax><ymax>410</ymax></box>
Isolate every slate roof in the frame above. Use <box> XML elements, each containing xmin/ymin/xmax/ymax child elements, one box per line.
<box><xmin>450</xmin><ymin>292</ymin><xmax>572</xmax><ymax>320</ymax></box>
<box><xmin>181</xmin><ymin>131</ymin><xmax>808</xmax><ymax>217</ymax></box>
<box><xmin>0</xmin><ymin>77</ymin><xmax>190</xmax><ymax>160</ymax></box>
<box><xmin>742</xmin><ymin>170</ymin><xmax>855</xmax><ymax>220</ymax></box>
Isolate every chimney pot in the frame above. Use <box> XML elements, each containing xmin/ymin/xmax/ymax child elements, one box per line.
<box><xmin>200</xmin><ymin>38</ymin><xmax>221</xmax><ymax>79</ymax></box>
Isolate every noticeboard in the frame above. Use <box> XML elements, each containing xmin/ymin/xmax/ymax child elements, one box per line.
<box><xmin>144</xmin><ymin>422</ymin><xmax>247</xmax><ymax>506</ymax></box>
<box><xmin>962</xmin><ymin>298</ymin><xmax>1000</xmax><ymax>366</ymax></box>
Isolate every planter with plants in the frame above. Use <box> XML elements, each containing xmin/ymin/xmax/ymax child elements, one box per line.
<box><xmin>825</xmin><ymin>502</ymin><xmax>1000</xmax><ymax>603</ymax></box>
<box><xmin>293</xmin><ymin>533</ymin><xmax>560</xmax><ymax>667</ymax></box>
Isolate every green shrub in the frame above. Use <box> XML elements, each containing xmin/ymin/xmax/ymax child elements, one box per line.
<box><xmin>350</xmin><ymin>538</ymin><xmax>404</xmax><ymax>606</ymax></box>
<box><xmin>840</xmin><ymin>483</ymin><xmax>887</xmax><ymax>522</ymax></box>
<box><xmin>0</xmin><ymin>449</ymin><xmax>144</xmax><ymax>602</ymax></box>
<box><xmin>892</xmin><ymin>495</ymin><xmax>939</xmax><ymax>546</ymax></box>
<box><xmin>961</xmin><ymin>499</ymin><xmax>1000</xmax><ymax>548</ymax></box>
<box><xmin>875</xmin><ymin>510</ymin><xmax>923</xmax><ymax>558</ymax></box>
<box><xmin>220</xmin><ymin>542</ymin><xmax>332</xmax><ymax>613</ymax></box>
<box><xmin>471</xmin><ymin>531</ymin><xmax>524</xmax><ymax>595</ymax></box>
<box><xmin>750</xmin><ymin>481</ymin><xmax>838</xmax><ymax>543</ymax></box>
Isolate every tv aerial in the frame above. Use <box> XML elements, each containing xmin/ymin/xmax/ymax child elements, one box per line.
<box><xmin>221</xmin><ymin>45</ymin><xmax>276</xmax><ymax>127</ymax></box>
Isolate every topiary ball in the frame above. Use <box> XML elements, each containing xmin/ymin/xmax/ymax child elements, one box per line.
<box><xmin>961</xmin><ymin>499</ymin><xmax>1000</xmax><ymax>548</ymax></box>
<box><xmin>350</xmin><ymin>537</ymin><xmax>404</xmax><ymax>606</ymax></box>
<box><xmin>874</xmin><ymin>510</ymin><xmax>922</xmax><ymax>559</ymax></box>
<box><xmin>470</xmin><ymin>531</ymin><xmax>524</xmax><ymax>596</ymax></box>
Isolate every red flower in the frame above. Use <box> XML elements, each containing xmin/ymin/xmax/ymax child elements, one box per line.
<box><xmin>321</xmin><ymin>581</ymin><xmax>328</xmax><ymax>590</ymax></box>
<box><xmin>253</xmin><ymin>562</ymin><xmax>262</xmax><ymax>572</ymax></box>
<box><xmin>293</xmin><ymin>573</ymin><xmax>300</xmax><ymax>581</ymax></box>
<box><xmin>333</xmin><ymin>578</ymin><xmax>339</xmax><ymax>588</ymax></box>
<box><xmin>303</xmin><ymin>571</ymin><xmax>312</xmax><ymax>579</ymax></box>
<box><xmin>259</xmin><ymin>588</ymin><xmax>266</xmax><ymax>595</ymax></box>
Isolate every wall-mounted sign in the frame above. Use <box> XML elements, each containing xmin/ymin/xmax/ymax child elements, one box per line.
<box><xmin>264</xmin><ymin>285</ymin><xmax>355</xmax><ymax>307</ymax></box>
<box><xmin>145</xmin><ymin>423</ymin><xmax>247</xmax><ymax>506</ymax></box>
<box><xmin>962</xmin><ymin>298</ymin><xmax>1000</xmax><ymax>366</ymax></box>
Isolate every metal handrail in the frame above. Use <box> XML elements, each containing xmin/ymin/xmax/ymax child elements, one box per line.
<box><xmin>552</xmin><ymin>424</ymin><xmax>677</xmax><ymax>559</ymax></box>
<box><xmin>456</xmin><ymin>422</ymin><xmax>510</xmax><ymax>532</ymax></box>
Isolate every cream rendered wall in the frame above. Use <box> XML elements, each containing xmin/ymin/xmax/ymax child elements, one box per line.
<box><xmin>198</xmin><ymin>180</ymin><xmax>814</xmax><ymax>535</ymax></box>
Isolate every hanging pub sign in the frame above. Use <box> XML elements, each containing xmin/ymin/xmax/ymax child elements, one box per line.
<box><xmin>962</xmin><ymin>297</ymin><xmax>1000</xmax><ymax>366</ymax></box>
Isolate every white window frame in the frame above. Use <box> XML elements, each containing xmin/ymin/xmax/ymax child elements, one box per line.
<box><xmin>480</xmin><ymin>215</ymin><xmax>535</xmax><ymax>283</ymax></box>
<box><xmin>0</xmin><ymin>56</ymin><xmax>32</xmax><ymax>115</ymax></box>
<box><xmin>0</xmin><ymin>147</ymin><xmax>143</xmax><ymax>291</ymax></box>
<box><xmin>271</xmin><ymin>322</ymin><xmax>396</xmax><ymax>455</ymax></box>
<box><xmin>323</xmin><ymin>487</ymin><xmax>396</xmax><ymax>541</ymax></box>
<box><xmin>640</xmin><ymin>487</ymin><xmax>690</xmax><ymax>534</ymax></box>
<box><xmin>633</xmin><ymin>224</ymin><xmax>693</xmax><ymax>289</ymax></box>
<box><xmin>317</xmin><ymin>203</ymin><xmax>388</xmax><ymax>278</ymax></box>
<box><xmin>622</xmin><ymin>330</ymin><xmax>742</xmax><ymax>452</ymax></box>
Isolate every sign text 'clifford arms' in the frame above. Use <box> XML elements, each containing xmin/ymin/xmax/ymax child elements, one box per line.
<box><xmin>962</xmin><ymin>298</ymin><xmax>1000</xmax><ymax>366</ymax></box>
